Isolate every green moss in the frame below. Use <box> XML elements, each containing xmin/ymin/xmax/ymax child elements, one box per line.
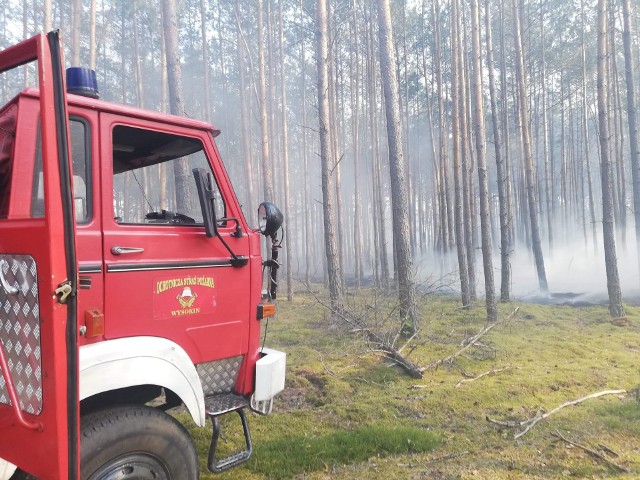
<box><xmin>598</xmin><ymin>399</ymin><xmax>640</xmax><ymax>435</ymax></box>
<box><xmin>248</xmin><ymin>425</ymin><xmax>441</xmax><ymax>479</ymax></box>
<box><xmin>179</xmin><ymin>291</ymin><xmax>640</xmax><ymax>479</ymax></box>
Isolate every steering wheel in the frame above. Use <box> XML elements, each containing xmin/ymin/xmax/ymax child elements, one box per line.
<box><xmin>145</xmin><ymin>210</ymin><xmax>195</xmax><ymax>224</ymax></box>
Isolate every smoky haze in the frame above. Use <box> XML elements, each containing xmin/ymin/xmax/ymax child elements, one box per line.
<box><xmin>1</xmin><ymin>0</ymin><xmax>638</xmax><ymax>313</ymax></box>
<box><xmin>418</xmin><ymin>222</ymin><xmax>640</xmax><ymax>306</ymax></box>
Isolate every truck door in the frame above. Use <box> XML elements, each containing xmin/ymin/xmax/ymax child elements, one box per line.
<box><xmin>0</xmin><ymin>34</ymin><xmax>79</xmax><ymax>479</ymax></box>
<box><xmin>99</xmin><ymin>115</ymin><xmax>253</xmax><ymax>370</ymax></box>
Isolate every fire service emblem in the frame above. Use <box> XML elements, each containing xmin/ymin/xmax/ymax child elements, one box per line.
<box><xmin>177</xmin><ymin>287</ymin><xmax>197</xmax><ymax>309</ymax></box>
<box><xmin>153</xmin><ymin>275</ymin><xmax>216</xmax><ymax>319</ymax></box>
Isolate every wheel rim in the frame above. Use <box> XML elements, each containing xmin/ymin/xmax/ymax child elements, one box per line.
<box><xmin>87</xmin><ymin>453</ymin><xmax>171</xmax><ymax>480</ymax></box>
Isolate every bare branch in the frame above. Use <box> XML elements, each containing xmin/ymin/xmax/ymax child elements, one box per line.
<box><xmin>551</xmin><ymin>430</ymin><xmax>630</xmax><ymax>473</ymax></box>
<box><xmin>319</xmin><ymin>354</ymin><xmax>335</xmax><ymax>377</ymax></box>
<box><xmin>488</xmin><ymin>389</ymin><xmax>627</xmax><ymax>439</ymax></box>
<box><xmin>455</xmin><ymin>365</ymin><xmax>512</xmax><ymax>388</ymax></box>
<box><xmin>514</xmin><ymin>389</ymin><xmax>626</xmax><ymax>439</ymax></box>
<box><xmin>422</xmin><ymin>308</ymin><xmax>519</xmax><ymax>371</ymax></box>
<box><xmin>397</xmin><ymin>332</ymin><xmax>418</xmax><ymax>354</ymax></box>
<box><xmin>305</xmin><ymin>286</ymin><xmax>423</xmax><ymax>378</ymax></box>
<box><xmin>486</xmin><ymin>416</ymin><xmax>529</xmax><ymax>428</ymax></box>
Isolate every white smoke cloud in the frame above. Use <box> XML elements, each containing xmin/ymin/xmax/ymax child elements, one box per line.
<box><xmin>416</xmin><ymin>227</ymin><xmax>640</xmax><ymax>306</ymax></box>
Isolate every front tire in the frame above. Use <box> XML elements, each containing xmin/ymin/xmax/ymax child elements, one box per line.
<box><xmin>81</xmin><ymin>405</ymin><xmax>199</xmax><ymax>480</ymax></box>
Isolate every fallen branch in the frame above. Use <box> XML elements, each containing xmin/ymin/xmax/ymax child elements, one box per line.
<box><xmin>513</xmin><ymin>389</ymin><xmax>626</xmax><ymax>439</ymax></box>
<box><xmin>455</xmin><ymin>365</ymin><xmax>512</xmax><ymax>388</ymax></box>
<box><xmin>397</xmin><ymin>332</ymin><xmax>418</xmax><ymax>354</ymax></box>
<box><xmin>306</xmin><ymin>287</ymin><xmax>423</xmax><ymax>379</ymax></box>
<box><xmin>422</xmin><ymin>307</ymin><xmax>519</xmax><ymax>371</ymax></box>
<box><xmin>318</xmin><ymin>355</ymin><xmax>335</xmax><ymax>377</ymax></box>
<box><xmin>551</xmin><ymin>430</ymin><xmax>629</xmax><ymax>473</ymax></box>
<box><xmin>367</xmin><ymin>340</ymin><xmax>422</xmax><ymax>378</ymax></box>
<box><xmin>598</xmin><ymin>444</ymin><xmax>621</xmax><ymax>458</ymax></box>
<box><xmin>487</xmin><ymin>389</ymin><xmax>626</xmax><ymax>439</ymax></box>
<box><xmin>486</xmin><ymin>416</ymin><xmax>527</xmax><ymax>428</ymax></box>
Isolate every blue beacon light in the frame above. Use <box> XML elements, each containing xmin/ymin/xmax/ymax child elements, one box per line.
<box><xmin>66</xmin><ymin>67</ymin><xmax>100</xmax><ymax>99</ymax></box>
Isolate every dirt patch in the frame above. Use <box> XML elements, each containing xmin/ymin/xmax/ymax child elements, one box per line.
<box><xmin>278</xmin><ymin>368</ymin><xmax>330</xmax><ymax>411</ymax></box>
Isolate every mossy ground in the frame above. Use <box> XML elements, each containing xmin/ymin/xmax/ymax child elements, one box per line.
<box><xmin>178</xmin><ymin>290</ymin><xmax>640</xmax><ymax>479</ymax></box>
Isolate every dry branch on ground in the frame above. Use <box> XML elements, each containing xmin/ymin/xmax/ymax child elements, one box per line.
<box><xmin>455</xmin><ymin>365</ymin><xmax>512</xmax><ymax>388</ymax></box>
<box><xmin>551</xmin><ymin>430</ymin><xmax>630</xmax><ymax>473</ymax></box>
<box><xmin>307</xmin><ymin>286</ymin><xmax>423</xmax><ymax>378</ymax></box>
<box><xmin>487</xmin><ymin>389</ymin><xmax>627</xmax><ymax>439</ymax></box>
<box><xmin>422</xmin><ymin>307</ymin><xmax>519</xmax><ymax>372</ymax></box>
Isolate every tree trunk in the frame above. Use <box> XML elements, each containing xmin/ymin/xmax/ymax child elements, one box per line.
<box><xmin>327</xmin><ymin>5</ymin><xmax>345</xmax><ymax>280</ymax></box>
<box><xmin>376</xmin><ymin>0</ymin><xmax>419</xmax><ymax>333</ymax></box>
<box><xmin>89</xmin><ymin>0</ymin><xmax>96</xmax><ymax>69</ymax></box>
<box><xmin>581</xmin><ymin>0</ymin><xmax>597</xmax><ymax>251</ymax></box>
<box><xmin>316</xmin><ymin>0</ymin><xmax>344</xmax><ymax>312</ymax></box>
<box><xmin>199</xmin><ymin>0</ymin><xmax>212</xmax><ymax>122</ymax></box>
<box><xmin>596</xmin><ymin>0</ymin><xmax>625</xmax><ymax>317</ymax></box>
<box><xmin>162</xmin><ymin>0</ymin><xmax>191</xmax><ymax>214</ymax></box>
<box><xmin>485</xmin><ymin>0</ymin><xmax>510</xmax><ymax>302</ymax></box>
<box><xmin>71</xmin><ymin>0</ymin><xmax>81</xmax><ymax>66</ymax></box>
<box><xmin>471</xmin><ymin>0</ymin><xmax>497</xmax><ymax>321</ymax></box>
<box><xmin>511</xmin><ymin>0</ymin><xmax>548</xmax><ymax>291</ymax></box>
<box><xmin>621</xmin><ymin>0</ymin><xmax>640</xmax><ymax>283</ymax></box>
<box><xmin>367</xmin><ymin>4</ymin><xmax>390</xmax><ymax>289</ymax></box>
<box><xmin>433</xmin><ymin>0</ymin><xmax>453</xmax><ymax>251</ymax></box>
<box><xmin>609</xmin><ymin>10</ymin><xmax>627</xmax><ymax>250</ymax></box>
<box><xmin>300</xmin><ymin>0</ymin><xmax>311</xmax><ymax>285</ymax></box>
<box><xmin>499</xmin><ymin>0</ymin><xmax>515</xmax><ymax>249</ymax></box>
<box><xmin>351</xmin><ymin>0</ymin><xmax>362</xmax><ymax>289</ymax></box>
<box><xmin>458</xmin><ymin>3</ymin><xmax>476</xmax><ymax>302</ymax></box>
<box><xmin>278</xmin><ymin>0</ymin><xmax>293</xmax><ymax>301</ymax></box>
<box><xmin>235</xmin><ymin>1</ymin><xmax>256</xmax><ymax>222</ymax></box>
<box><xmin>540</xmin><ymin>0</ymin><xmax>553</xmax><ymax>252</ymax></box>
<box><xmin>258</xmin><ymin>0</ymin><xmax>273</xmax><ymax>202</ymax></box>
<box><xmin>451</xmin><ymin>0</ymin><xmax>471</xmax><ymax>307</ymax></box>
<box><xmin>44</xmin><ymin>0</ymin><xmax>51</xmax><ymax>32</ymax></box>
<box><xmin>266</xmin><ymin>0</ymin><xmax>278</xmax><ymax>201</ymax></box>
<box><xmin>133</xmin><ymin>2</ymin><xmax>144</xmax><ymax>108</ymax></box>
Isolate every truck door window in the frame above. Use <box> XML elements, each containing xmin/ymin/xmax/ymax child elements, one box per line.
<box><xmin>112</xmin><ymin>125</ymin><xmax>225</xmax><ymax>225</ymax></box>
<box><xmin>0</xmin><ymin>104</ymin><xmax>17</xmax><ymax>219</ymax></box>
<box><xmin>31</xmin><ymin>117</ymin><xmax>91</xmax><ymax>222</ymax></box>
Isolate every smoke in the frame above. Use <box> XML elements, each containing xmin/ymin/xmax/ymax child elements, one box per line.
<box><xmin>416</xmin><ymin>227</ymin><xmax>640</xmax><ymax>306</ymax></box>
<box><xmin>514</xmin><ymin>227</ymin><xmax>640</xmax><ymax>305</ymax></box>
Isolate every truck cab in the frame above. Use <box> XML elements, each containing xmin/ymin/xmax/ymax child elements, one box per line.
<box><xmin>0</xmin><ymin>33</ymin><xmax>285</xmax><ymax>479</ymax></box>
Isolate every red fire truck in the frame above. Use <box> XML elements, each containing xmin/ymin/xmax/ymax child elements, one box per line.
<box><xmin>0</xmin><ymin>32</ymin><xmax>286</xmax><ymax>479</ymax></box>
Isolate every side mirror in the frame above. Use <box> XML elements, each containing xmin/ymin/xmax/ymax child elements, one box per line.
<box><xmin>258</xmin><ymin>202</ymin><xmax>283</xmax><ymax>237</ymax></box>
<box><xmin>193</xmin><ymin>167</ymin><xmax>217</xmax><ymax>238</ymax></box>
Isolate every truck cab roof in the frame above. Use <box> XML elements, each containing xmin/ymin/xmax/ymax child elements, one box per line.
<box><xmin>18</xmin><ymin>87</ymin><xmax>221</xmax><ymax>137</ymax></box>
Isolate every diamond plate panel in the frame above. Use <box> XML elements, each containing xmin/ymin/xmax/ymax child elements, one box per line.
<box><xmin>0</xmin><ymin>254</ymin><xmax>42</xmax><ymax>415</ymax></box>
<box><xmin>204</xmin><ymin>392</ymin><xmax>249</xmax><ymax>416</ymax></box>
<box><xmin>197</xmin><ymin>356</ymin><xmax>243</xmax><ymax>395</ymax></box>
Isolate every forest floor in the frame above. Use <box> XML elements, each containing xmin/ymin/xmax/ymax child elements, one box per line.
<box><xmin>178</xmin><ymin>288</ymin><xmax>640</xmax><ymax>480</ymax></box>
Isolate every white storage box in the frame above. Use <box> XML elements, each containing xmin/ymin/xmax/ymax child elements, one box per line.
<box><xmin>254</xmin><ymin>348</ymin><xmax>286</xmax><ymax>402</ymax></box>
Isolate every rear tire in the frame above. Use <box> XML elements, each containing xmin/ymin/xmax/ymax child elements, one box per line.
<box><xmin>81</xmin><ymin>405</ymin><xmax>199</xmax><ymax>480</ymax></box>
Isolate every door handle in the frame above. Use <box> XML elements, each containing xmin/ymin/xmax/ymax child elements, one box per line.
<box><xmin>0</xmin><ymin>259</ymin><xmax>18</xmax><ymax>295</ymax></box>
<box><xmin>111</xmin><ymin>246</ymin><xmax>145</xmax><ymax>256</ymax></box>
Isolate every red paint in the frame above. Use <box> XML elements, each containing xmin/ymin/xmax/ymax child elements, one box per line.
<box><xmin>0</xmin><ymin>34</ymin><xmax>77</xmax><ymax>480</ymax></box>
<box><xmin>0</xmin><ymin>34</ymin><xmax>267</xmax><ymax>478</ymax></box>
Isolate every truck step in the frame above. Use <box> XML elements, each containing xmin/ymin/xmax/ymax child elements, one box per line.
<box><xmin>206</xmin><ymin>407</ymin><xmax>253</xmax><ymax>473</ymax></box>
<box><xmin>204</xmin><ymin>392</ymin><xmax>249</xmax><ymax>416</ymax></box>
